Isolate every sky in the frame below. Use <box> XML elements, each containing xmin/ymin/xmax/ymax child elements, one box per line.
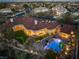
<box><xmin>0</xmin><ymin>0</ymin><xmax>79</xmax><ymax>2</ymax></box>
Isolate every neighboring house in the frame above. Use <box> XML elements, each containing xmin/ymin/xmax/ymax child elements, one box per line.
<box><xmin>52</xmin><ymin>5</ymin><xmax>68</xmax><ymax>16</ymax></box>
<box><xmin>33</xmin><ymin>7</ymin><xmax>49</xmax><ymax>14</ymax></box>
<box><xmin>0</xmin><ymin>8</ymin><xmax>13</xmax><ymax>13</ymax></box>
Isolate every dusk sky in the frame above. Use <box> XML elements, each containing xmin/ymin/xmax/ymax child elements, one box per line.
<box><xmin>0</xmin><ymin>0</ymin><xmax>79</xmax><ymax>2</ymax></box>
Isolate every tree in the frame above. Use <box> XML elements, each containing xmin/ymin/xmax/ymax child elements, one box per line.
<box><xmin>4</xmin><ymin>28</ymin><xmax>15</xmax><ymax>39</ymax></box>
<box><xmin>44</xmin><ymin>50</ymin><xmax>56</xmax><ymax>59</ymax></box>
<box><xmin>64</xmin><ymin>12</ymin><xmax>74</xmax><ymax>24</ymax></box>
<box><xmin>0</xmin><ymin>3</ymin><xmax>7</xmax><ymax>9</ymax></box>
<box><xmin>58</xmin><ymin>12</ymin><xmax>73</xmax><ymax>25</ymax></box>
<box><xmin>11</xmin><ymin>8</ymin><xmax>16</xmax><ymax>13</ymax></box>
<box><xmin>15</xmin><ymin>30</ymin><xmax>28</xmax><ymax>44</ymax></box>
<box><xmin>23</xmin><ymin>4</ymin><xmax>29</xmax><ymax>9</ymax></box>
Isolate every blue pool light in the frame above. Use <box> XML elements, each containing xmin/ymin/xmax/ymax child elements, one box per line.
<box><xmin>44</xmin><ymin>38</ymin><xmax>64</xmax><ymax>54</ymax></box>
